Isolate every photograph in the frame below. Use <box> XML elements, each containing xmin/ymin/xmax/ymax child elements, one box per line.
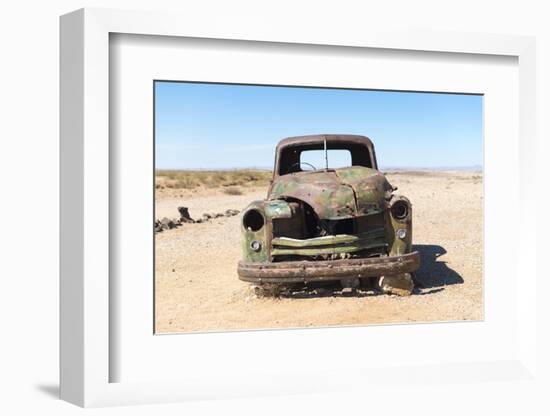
<box><xmin>154</xmin><ymin>81</ymin><xmax>483</xmax><ymax>334</ymax></box>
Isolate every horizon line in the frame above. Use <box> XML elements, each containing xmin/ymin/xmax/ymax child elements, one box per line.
<box><xmin>155</xmin><ymin>165</ymin><xmax>483</xmax><ymax>172</ymax></box>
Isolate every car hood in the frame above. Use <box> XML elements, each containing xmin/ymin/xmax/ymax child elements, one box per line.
<box><xmin>268</xmin><ymin>166</ymin><xmax>393</xmax><ymax>220</ymax></box>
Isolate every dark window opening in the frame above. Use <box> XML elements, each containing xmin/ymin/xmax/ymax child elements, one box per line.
<box><xmin>299</xmin><ymin>149</ymin><xmax>352</xmax><ymax>170</ymax></box>
<box><xmin>278</xmin><ymin>143</ymin><xmax>373</xmax><ymax>175</ymax></box>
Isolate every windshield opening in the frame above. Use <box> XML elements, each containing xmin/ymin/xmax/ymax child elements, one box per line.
<box><xmin>299</xmin><ymin>149</ymin><xmax>352</xmax><ymax>171</ymax></box>
<box><xmin>278</xmin><ymin>143</ymin><xmax>374</xmax><ymax>175</ymax></box>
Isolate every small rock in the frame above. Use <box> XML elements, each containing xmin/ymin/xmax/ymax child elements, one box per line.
<box><xmin>224</xmin><ymin>209</ymin><xmax>240</xmax><ymax>217</ymax></box>
<box><xmin>154</xmin><ymin>220</ymin><xmax>164</xmax><ymax>233</ymax></box>
<box><xmin>160</xmin><ymin>217</ymin><xmax>175</xmax><ymax>229</ymax></box>
<box><xmin>177</xmin><ymin>206</ymin><xmax>195</xmax><ymax>223</ymax></box>
<box><xmin>214</xmin><ymin>213</ymin><xmax>224</xmax><ymax>218</ymax></box>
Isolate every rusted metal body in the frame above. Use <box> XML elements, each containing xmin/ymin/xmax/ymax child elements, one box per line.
<box><xmin>238</xmin><ymin>134</ymin><xmax>420</xmax><ymax>295</ymax></box>
<box><xmin>238</xmin><ymin>252</ymin><xmax>420</xmax><ymax>283</ymax></box>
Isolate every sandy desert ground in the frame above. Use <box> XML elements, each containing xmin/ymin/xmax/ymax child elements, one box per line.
<box><xmin>155</xmin><ymin>171</ymin><xmax>483</xmax><ymax>333</ymax></box>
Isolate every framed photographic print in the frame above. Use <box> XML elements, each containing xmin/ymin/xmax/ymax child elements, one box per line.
<box><xmin>152</xmin><ymin>81</ymin><xmax>483</xmax><ymax>334</ymax></box>
<box><xmin>60</xmin><ymin>7</ymin><xmax>540</xmax><ymax>408</ymax></box>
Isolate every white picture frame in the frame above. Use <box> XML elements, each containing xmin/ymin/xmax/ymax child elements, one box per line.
<box><xmin>60</xmin><ymin>7</ymin><xmax>540</xmax><ymax>408</ymax></box>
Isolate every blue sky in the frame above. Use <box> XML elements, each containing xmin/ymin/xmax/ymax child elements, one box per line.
<box><xmin>155</xmin><ymin>81</ymin><xmax>482</xmax><ymax>170</ymax></box>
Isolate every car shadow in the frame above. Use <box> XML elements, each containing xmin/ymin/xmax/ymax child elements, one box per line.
<box><xmin>412</xmin><ymin>244</ymin><xmax>464</xmax><ymax>289</ymax></box>
<box><xmin>276</xmin><ymin>243</ymin><xmax>463</xmax><ymax>299</ymax></box>
<box><xmin>280</xmin><ymin>283</ymin><xmax>378</xmax><ymax>299</ymax></box>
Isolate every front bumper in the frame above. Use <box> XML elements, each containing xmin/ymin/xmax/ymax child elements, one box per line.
<box><xmin>237</xmin><ymin>251</ymin><xmax>420</xmax><ymax>284</ymax></box>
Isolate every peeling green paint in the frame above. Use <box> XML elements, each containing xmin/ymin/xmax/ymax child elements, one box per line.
<box><xmin>387</xmin><ymin>197</ymin><xmax>413</xmax><ymax>256</ymax></box>
<box><xmin>334</xmin><ymin>167</ymin><xmax>393</xmax><ymax>216</ymax></box>
<box><xmin>271</xmin><ymin>242</ymin><xmax>388</xmax><ymax>257</ymax></box>
<box><xmin>268</xmin><ymin>166</ymin><xmax>392</xmax><ymax>220</ymax></box>
<box><xmin>264</xmin><ymin>200</ymin><xmax>292</xmax><ymax>219</ymax></box>
<box><xmin>272</xmin><ymin>228</ymin><xmax>385</xmax><ymax>248</ymax></box>
<box><xmin>242</xmin><ymin>227</ymin><xmax>269</xmax><ymax>262</ymax></box>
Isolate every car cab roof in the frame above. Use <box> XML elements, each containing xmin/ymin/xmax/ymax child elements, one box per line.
<box><xmin>274</xmin><ymin>134</ymin><xmax>378</xmax><ymax>175</ymax></box>
<box><xmin>276</xmin><ymin>134</ymin><xmax>374</xmax><ymax>151</ymax></box>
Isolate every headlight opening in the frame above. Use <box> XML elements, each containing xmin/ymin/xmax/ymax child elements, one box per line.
<box><xmin>391</xmin><ymin>199</ymin><xmax>410</xmax><ymax>221</ymax></box>
<box><xmin>243</xmin><ymin>209</ymin><xmax>265</xmax><ymax>231</ymax></box>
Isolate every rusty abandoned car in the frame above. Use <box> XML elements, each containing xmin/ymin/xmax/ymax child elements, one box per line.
<box><xmin>237</xmin><ymin>134</ymin><xmax>420</xmax><ymax>296</ymax></box>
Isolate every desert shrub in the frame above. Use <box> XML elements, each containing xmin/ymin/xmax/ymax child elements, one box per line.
<box><xmin>155</xmin><ymin>169</ymin><xmax>271</xmax><ymax>190</ymax></box>
<box><xmin>223</xmin><ymin>187</ymin><xmax>243</xmax><ymax>195</ymax></box>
